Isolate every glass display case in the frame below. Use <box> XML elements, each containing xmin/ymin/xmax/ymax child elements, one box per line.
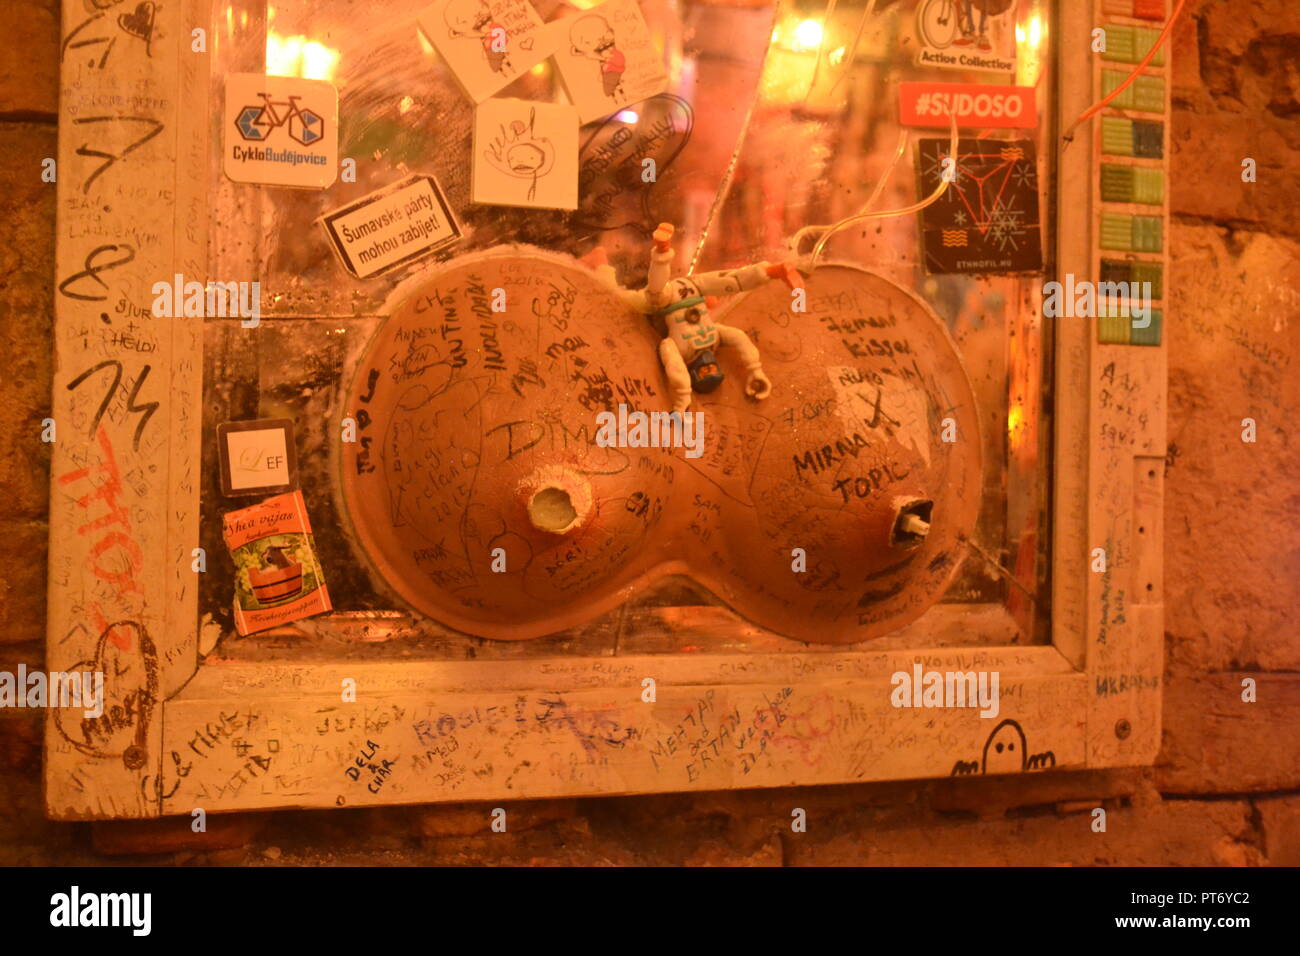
<box><xmin>45</xmin><ymin>0</ymin><xmax>1172</xmax><ymax>817</ymax></box>
<box><xmin>202</xmin><ymin>0</ymin><xmax>1057</xmax><ymax>658</ymax></box>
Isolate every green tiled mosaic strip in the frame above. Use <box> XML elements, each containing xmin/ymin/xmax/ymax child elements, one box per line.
<box><xmin>1100</xmin><ymin>258</ymin><xmax>1163</xmax><ymax>300</ymax></box>
<box><xmin>1097</xmin><ymin>308</ymin><xmax>1162</xmax><ymax>346</ymax></box>
<box><xmin>1101</xmin><ymin>25</ymin><xmax>1165</xmax><ymax>66</ymax></box>
<box><xmin>1100</xmin><ymin>164</ymin><xmax>1164</xmax><ymax>203</ymax></box>
<box><xmin>1101</xmin><ymin>213</ymin><xmax>1163</xmax><ymax>252</ymax></box>
<box><xmin>1100</xmin><ymin>117</ymin><xmax>1163</xmax><ymax>158</ymax></box>
<box><xmin>1101</xmin><ymin>70</ymin><xmax>1165</xmax><ymax>112</ymax></box>
<box><xmin>1102</xmin><ymin>0</ymin><xmax>1167</xmax><ymax>18</ymax></box>
<box><xmin>1095</xmin><ymin>2</ymin><xmax>1168</xmax><ymax>347</ymax></box>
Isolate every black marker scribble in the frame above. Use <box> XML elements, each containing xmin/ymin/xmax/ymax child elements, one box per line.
<box><xmin>62</xmin><ymin>13</ymin><xmax>116</xmax><ymax>68</ymax></box>
<box><xmin>57</xmin><ymin>243</ymin><xmax>136</xmax><ymax>302</ymax></box>
<box><xmin>483</xmin><ymin>106</ymin><xmax>555</xmax><ymax>202</ymax></box>
<box><xmin>73</xmin><ymin>115</ymin><xmax>165</xmax><ymax>193</ymax></box>
<box><xmin>66</xmin><ymin>360</ymin><xmax>158</xmax><ymax>450</ymax></box>
<box><xmin>115</xmin><ymin>2</ymin><xmax>157</xmax><ymax>57</ymax></box>
<box><xmin>62</xmin><ymin>1</ymin><xmax>154</xmax><ymax>69</ymax></box>
<box><xmin>53</xmin><ymin>619</ymin><xmax>159</xmax><ymax>771</ymax></box>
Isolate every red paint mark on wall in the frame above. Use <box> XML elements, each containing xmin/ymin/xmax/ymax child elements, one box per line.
<box><xmin>767</xmin><ymin>689</ymin><xmax>842</xmax><ymax>767</ymax></box>
<box><xmin>57</xmin><ymin>426</ymin><xmax>145</xmax><ymax>650</ymax></box>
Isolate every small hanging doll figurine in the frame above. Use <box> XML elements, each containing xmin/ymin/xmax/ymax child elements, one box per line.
<box><xmin>586</xmin><ymin>223</ymin><xmax>805</xmax><ymax>413</ymax></box>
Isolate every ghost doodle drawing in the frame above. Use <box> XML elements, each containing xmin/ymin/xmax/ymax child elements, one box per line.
<box><xmin>569</xmin><ymin>14</ymin><xmax>624</xmax><ymax>99</ymax></box>
<box><xmin>950</xmin><ymin>719</ymin><xmax>1056</xmax><ymax>776</ymax></box>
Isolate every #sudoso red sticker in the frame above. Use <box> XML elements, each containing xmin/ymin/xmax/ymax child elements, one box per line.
<box><xmin>899</xmin><ymin>82</ymin><xmax>1037</xmax><ymax>129</ymax></box>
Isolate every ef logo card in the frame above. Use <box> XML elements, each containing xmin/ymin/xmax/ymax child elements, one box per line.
<box><xmin>224</xmin><ymin>73</ymin><xmax>338</xmax><ymax>188</ymax></box>
<box><xmin>217</xmin><ymin>418</ymin><xmax>299</xmax><ymax>497</ymax></box>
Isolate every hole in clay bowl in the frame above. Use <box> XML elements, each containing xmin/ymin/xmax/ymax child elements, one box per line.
<box><xmin>529</xmin><ymin>487</ymin><xmax>579</xmax><ymax>534</ymax></box>
<box><xmin>891</xmin><ymin>499</ymin><xmax>935</xmax><ymax>549</ymax></box>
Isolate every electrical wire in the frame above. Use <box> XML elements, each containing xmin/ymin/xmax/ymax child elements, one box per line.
<box><xmin>1062</xmin><ymin>0</ymin><xmax>1186</xmax><ymax>146</ymax></box>
<box><xmin>962</xmin><ymin>536</ymin><xmax>1038</xmax><ymax>604</ymax></box>
<box><xmin>802</xmin><ymin>0</ymin><xmax>841</xmax><ymax>106</ymax></box>
<box><xmin>790</xmin><ymin>124</ymin><xmax>908</xmax><ymax>257</ymax></box>
<box><xmin>800</xmin><ymin>106</ymin><xmax>959</xmax><ymax>269</ymax></box>
<box><xmin>829</xmin><ymin>0</ymin><xmax>879</xmax><ymax>97</ymax></box>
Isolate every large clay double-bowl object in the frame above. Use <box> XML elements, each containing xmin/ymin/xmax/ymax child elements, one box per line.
<box><xmin>338</xmin><ymin>248</ymin><xmax>981</xmax><ymax>643</ymax></box>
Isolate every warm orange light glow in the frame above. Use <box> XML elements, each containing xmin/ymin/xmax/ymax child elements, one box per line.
<box><xmin>267</xmin><ymin>31</ymin><xmax>340</xmax><ymax>82</ymax></box>
<box><xmin>417</xmin><ymin>27</ymin><xmax>436</xmax><ymax>58</ymax></box>
<box><xmin>301</xmin><ymin>40</ymin><xmax>339</xmax><ymax>80</ymax></box>
<box><xmin>1015</xmin><ymin>16</ymin><xmax>1043</xmax><ymax>49</ymax></box>
<box><xmin>1014</xmin><ymin>14</ymin><xmax>1047</xmax><ymax>86</ymax></box>
<box><xmin>792</xmin><ymin>19</ymin><xmax>824</xmax><ymax>52</ymax></box>
<box><xmin>762</xmin><ymin>14</ymin><xmax>838</xmax><ymax>101</ymax></box>
<box><xmin>267</xmin><ymin>33</ymin><xmax>302</xmax><ymax>75</ymax></box>
<box><xmin>1008</xmin><ymin>402</ymin><xmax>1024</xmax><ymax>438</ymax></box>
<box><xmin>760</xmin><ymin>49</ymin><xmax>816</xmax><ymax>103</ymax></box>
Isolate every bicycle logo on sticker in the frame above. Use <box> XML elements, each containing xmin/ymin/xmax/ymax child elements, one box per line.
<box><xmin>234</xmin><ymin>92</ymin><xmax>325</xmax><ymax>146</ymax></box>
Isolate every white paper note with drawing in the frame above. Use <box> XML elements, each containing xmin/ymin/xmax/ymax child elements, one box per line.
<box><xmin>473</xmin><ymin>98</ymin><xmax>579</xmax><ymax>210</ymax></box>
<box><xmin>417</xmin><ymin>0</ymin><xmax>553</xmax><ymax>103</ymax></box>
<box><xmin>543</xmin><ymin>0</ymin><xmax>669</xmax><ymax>125</ymax></box>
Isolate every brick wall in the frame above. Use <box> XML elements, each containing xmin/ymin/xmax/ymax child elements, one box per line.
<box><xmin>0</xmin><ymin>0</ymin><xmax>1295</xmax><ymax>865</ymax></box>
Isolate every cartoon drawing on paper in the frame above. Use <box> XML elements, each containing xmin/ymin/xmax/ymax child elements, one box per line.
<box><xmin>542</xmin><ymin>0</ymin><xmax>667</xmax><ymax>124</ymax></box>
<box><xmin>569</xmin><ymin>14</ymin><xmax>625</xmax><ymax>100</ymax></box>
<box><xmin>474</xmin><ymin>99</ymin><xmax>577</xmax><ymax>210</ymax></box>
<box><xmin>418</xmin><ymin>0</ymin><xmax>549</xmax><ymax>102</ymax></box>
<box><xmin>445</xmin><ymin>0</ymin><xmax>512</xmax><ymax>75</ymax></box>
<box><xmin>483</xmin><ymin>106</ymin><xmax>554</xmax><ymax>202</ymax></box>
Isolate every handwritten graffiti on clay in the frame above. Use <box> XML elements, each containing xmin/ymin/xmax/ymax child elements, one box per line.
<box><xmin>338</xmin><ymin>250</ymin><xmax>983</xmax><ymax>643</ymax></box>
<box><xmin>950</xmin><ymin>718</ymin><xmax>1057</xmax><ymax>775</ymax></box>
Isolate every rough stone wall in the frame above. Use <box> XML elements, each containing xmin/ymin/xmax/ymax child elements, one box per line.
<box><xmin>0</xmin><ymin>0</ymin><xmax>1295</xmax><ymax>865</ymax></box>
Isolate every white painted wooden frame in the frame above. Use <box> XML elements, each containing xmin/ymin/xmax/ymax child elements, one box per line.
<box><xmin>45</xmin><ymin>0</ymin><xmax>1166</xmax><ymax>819</ymax></box>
